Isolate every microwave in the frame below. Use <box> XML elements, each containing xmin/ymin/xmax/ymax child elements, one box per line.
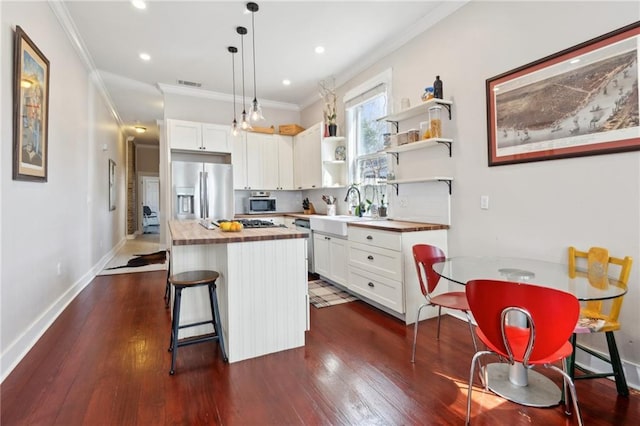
<box><xmin>246</xmin><ymin>197</ymin><xmax>276</xmax><ymax>214</ymax></box>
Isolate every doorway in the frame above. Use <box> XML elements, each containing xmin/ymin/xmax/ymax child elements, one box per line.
<box><xmin>140</xmin><ymin>175</ymin><xmax>160</xmax><ymax>234</ymax></box>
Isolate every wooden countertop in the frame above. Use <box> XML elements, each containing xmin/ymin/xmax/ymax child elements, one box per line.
<box><xmin>169</xmin><ymin>220</ymin><xmax>308</xmax><ymax>246</ymax></box>
<box><xmin>348</xmin><ymin>219</ymin><xmax>449</xmax><ymax>233</ymax></box>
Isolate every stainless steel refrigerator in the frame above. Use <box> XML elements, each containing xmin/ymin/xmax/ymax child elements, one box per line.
<box><xmin>171</xmin><ymin>153</ymin><xmax>234</xmax><ymax>221</ymax></box>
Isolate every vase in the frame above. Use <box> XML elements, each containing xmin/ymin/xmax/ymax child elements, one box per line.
<box><xmin>328</xmin><ymin>124</ymin><xmax>337</xmax><ymax>137</ymax></box>
<box><xmin>378</xmin><ymin>207</ymin><xmax>387</xmax><ymax>217</ymax></box>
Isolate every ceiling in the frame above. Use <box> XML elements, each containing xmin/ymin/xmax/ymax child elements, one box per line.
<box><xmin>59</xmin><ymin>1</ymin><xmax>464</xmax><ymax>144</ymax></box>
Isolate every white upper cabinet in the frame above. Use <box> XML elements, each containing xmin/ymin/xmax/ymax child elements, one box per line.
<box><xmin>232</xmin><ymin>132</ymin><xmax>294</xmax><ymax>190</ymax></box>
<box><xmin>168</xmin><ymin>119</ymin><xmax>231</xmax><ymax>153</ymax></box>
<box><xmin>293</xmin><ymin>123</ymin><xmax>322</xmax><ymax>190</ymax></box>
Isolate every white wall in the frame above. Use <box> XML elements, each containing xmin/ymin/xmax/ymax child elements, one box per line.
<box><xmin>1</xmin><ymin>2</ymin><xmax>124</xmax><ymax>380</ymax></box>
<box><xmin>302</xmin><ymin>1</ymin><xmax>640</xmax><ymax>384</ymax></box>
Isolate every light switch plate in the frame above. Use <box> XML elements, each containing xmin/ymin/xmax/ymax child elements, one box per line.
<box><xmin>480</xmin><ymin>195</ymin><xmax>489</xmax><ymax>210</ymax></box>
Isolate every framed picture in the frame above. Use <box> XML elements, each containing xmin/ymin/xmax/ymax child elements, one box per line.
<box><xmin>487</xmin><ymin>22</ymin><xmax>640</xmax><ymax>166</ymax></box>
<box><xmin>13</xmin><ymin>26</ymin><xmax>50</xmax><ymax>181</ymax></box>
<box><xmin>109</xmin><ymin>159</ymin><xmax>116</xmax><ymax>211</ymax></box>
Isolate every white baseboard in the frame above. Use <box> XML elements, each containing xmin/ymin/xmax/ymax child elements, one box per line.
<box><xmin>446</xmin><ymin>310</ymin><xmax>640</xmax><ymax>391</ymax></box>
<box><xmin>0</xmin><ymin>238</ymin><xmax>127</xmax><ymax>382</ymax></box>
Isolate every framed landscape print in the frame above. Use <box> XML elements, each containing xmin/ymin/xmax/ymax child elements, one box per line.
<box><xmin>13</xmin><ymin>26</ymin><xmax>50</xmax><ymax>181</ymax></box>
<box><xmin>487</xmin><ymin>22</ymin><xmax>640</xmax><ymax>166</ymax></box>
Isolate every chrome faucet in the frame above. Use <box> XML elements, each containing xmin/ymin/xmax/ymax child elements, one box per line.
<box><xmin>344</xmin><ymin>185</ymin><xmax>362</xmax><ymax>217</ymax></box>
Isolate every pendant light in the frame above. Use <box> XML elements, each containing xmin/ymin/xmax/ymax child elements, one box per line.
<box><xmin>247</xmin><ymin>2</ymin><xmax>264</xmax><ymax>122</ymax></box>
<box><xmin>236</xmin><ymin>26</ymin><xmax>251</xmax><ymax>130</ymax></box>
<box><xmin>228</xmin><ymin>46</ymin><xmax>239</xmax><ymax>136</ymax></box>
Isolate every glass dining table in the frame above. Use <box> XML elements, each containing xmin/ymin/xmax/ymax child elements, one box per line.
<box><xmin>433</xmin><ymin>256</ymin><xmax>627</xmax><ymax>407</ymax></box>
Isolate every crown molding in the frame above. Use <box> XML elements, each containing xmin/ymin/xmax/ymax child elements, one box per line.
<box><xmin>48</xmin><ymin>0</ymin><xmax>123</xmax><ymax>126</ymax></box>
<box><xmin>157</xmin><ymin>83</ymin><xmax>300</xmax><ymax>112</ymax></box>
<box><xmin>298</xmin><ymin>0</ymin><xmax>469</xmax><ymax>110</ymax></box>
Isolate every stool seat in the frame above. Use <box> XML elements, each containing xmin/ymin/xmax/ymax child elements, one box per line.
<box><xmin>168</xmin><ymin>269</ymin><xmax>227</xmax><ymax>374</ymax></box>
<box><xmin>170</xmin><ymin>270</ymin><xmax>220</xmax><ymax>287</ymax></box>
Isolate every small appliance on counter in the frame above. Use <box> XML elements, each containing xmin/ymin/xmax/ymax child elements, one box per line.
<box><xmin>245</xmin><ymin>191</ymin><xmax>277</xmax><ymax>214</ymax></box>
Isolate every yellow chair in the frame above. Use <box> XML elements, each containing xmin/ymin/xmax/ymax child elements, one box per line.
<box><xmin>567</xmin><ymin>246</ymin><xmax>632</xmax><ymax>396</ymax></box>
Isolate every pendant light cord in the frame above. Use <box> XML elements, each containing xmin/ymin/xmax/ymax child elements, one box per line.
<box><xmin>232</xmin><ymin>50</ymin><xmax>237</xmax><ymax>118</ymax></box>
<box><xmin>241</xmin><ymin>31</ymin><xmax>246</xmax><ymax>114</ymax></box>
<box><xmin>251</xmin><ymin>11</ymin><xmax>257</xmax><ymax>101</ymax></box>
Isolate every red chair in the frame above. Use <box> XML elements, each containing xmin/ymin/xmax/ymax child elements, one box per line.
<box><xmin>465</xmin><ymin>279</ymin><xmax>583</xmax><ymax>426</ymax></box>
<box><xmin>411</xmin><ymin>244</ymin><xmax>477</xmax><ymax>363</ymax></box>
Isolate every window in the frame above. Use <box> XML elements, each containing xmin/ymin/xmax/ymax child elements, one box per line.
<box><xmin>345</xmin><ymin>70</ymin><xmax>392</xmax><ymax>185</ymax></box>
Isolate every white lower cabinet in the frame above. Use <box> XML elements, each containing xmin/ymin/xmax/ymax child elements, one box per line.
<box><xmin>348</xmin><ymin>226</ymin><xmax>449</xmax><ymax>324</ymax></box>
<box><xmin>313</xmin><ymin>232</ymin><xmax>347</xmax><ymax>286</ymax></box>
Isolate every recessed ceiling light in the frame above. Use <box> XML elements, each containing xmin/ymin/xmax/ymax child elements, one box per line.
<box><xmin>139</xmin><ymin>52</ymin><xmax>151</xmax><ymax>61</ymax></box>
<box><xmin>282</xmin><ymin>79</ymin><xmax>291</xmax><ymax>86</ymax></box>
<box><xmin>131</xmin><ymin>0</ymin><xmax>147</xmax><ymax>10</ymax></box>
<box><xmin>315</xmin><ymin>46</ymin><xmax>325</xmax><ymax>54</ymax></box>
<box><xmin>570</xmin><ymin>58</ymin><xmax>580</xmax><ymax>64</ymax></box>
<box><xmin>134</xmin><ymin>126</ymin><xmax>147</xmax><ymax>133</ymax></box>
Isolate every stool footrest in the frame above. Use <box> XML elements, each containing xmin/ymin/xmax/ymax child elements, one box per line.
<box><xmin>178</xmin><ymin>320</ymin><xmax>215</xmax><ymax>330</ymax></box>
<box><xmin>176</xmin><ymin>333</ymin><xmax>220</xmax><ymax>348</ymax></box>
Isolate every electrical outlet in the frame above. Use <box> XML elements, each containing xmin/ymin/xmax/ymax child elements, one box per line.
<box><xmin>399</xmin><ymin>198</ymin><xmax>408</xmax><ymax>208</ymax></box>
<box><xmin>480</xmin><ymin>195</ymin><xmax>489</xmax><ymax>210</ymax></box>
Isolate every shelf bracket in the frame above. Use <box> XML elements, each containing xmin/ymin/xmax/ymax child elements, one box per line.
<box><xmin>437</xmin><ymin>101</ymin><xmax>452</xmax><ymax>120</ymax></box>
<box><xmin>438</xmin><ymin>179</ymin><xmax>452</xmax><ymax>195</ymax></box>
<box><xmin>437</xmin><ymin>140</ymin><xmax>452</xmax><ymax>157</ymax></box>
<box><xmin>386</xmin><ymin>120</ymin><xmax>399</xmax><ymax>133</ymax></box>
<box><xmin>388</xmin><ymin>151</ymin><xmax>399</xmax><ymax>164</ymax></box>
<box><xmin>390</xmin><ymin>182</ymin><xmax>399</xmax><ymax>196</ymax></box>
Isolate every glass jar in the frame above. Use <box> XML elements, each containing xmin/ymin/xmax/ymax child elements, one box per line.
<box><xmin>429</xmin><ymin>105</ymin><xmax>443</xmax><ymax>138</ymax></box>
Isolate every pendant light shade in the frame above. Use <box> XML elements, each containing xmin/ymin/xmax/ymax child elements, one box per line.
<box><xmin>236</xmin><ymin>26</ymin><xmax>251</xmax><ymax>131</ymax></box>
<box><xmin>228</xmin><ymin>46</ymin><xmax>239</xmax><ymax>136</ymax></box>
<box><xmin>247</xmin><ymin>2</ymin><xmax>264</xmax><ymax>122</ymax></box>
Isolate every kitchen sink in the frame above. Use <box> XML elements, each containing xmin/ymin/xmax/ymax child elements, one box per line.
<box><xmin>310</xmin><ymin>215</ymin><xmax>382</xmax><ymax>237</ymax></box>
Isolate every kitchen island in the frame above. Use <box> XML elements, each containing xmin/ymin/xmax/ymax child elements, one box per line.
<box><xmin>168</xmin><ymin>220</ymin><xmax>309</xmax><ymax>363</ymax></box>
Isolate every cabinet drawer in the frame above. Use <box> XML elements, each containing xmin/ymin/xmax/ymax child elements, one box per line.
<box><xmin>348</xmin><ymin>242</ymin><xmax>402</xmax><ymax>281</ymax></box>
<box><xmin>349</xmin><ymin>267</ymin><xmax>404</xmax><ymax>314</ymax></box>
<box><xmin>348</xmin><ymin>227</ymin><xmax>401</xmax><ymax>251</ymax></box>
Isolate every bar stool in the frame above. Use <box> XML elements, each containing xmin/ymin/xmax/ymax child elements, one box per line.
<box><xmin>168</xmin><ymin>270</ymin><xmax>228</xmax><ymax>375</ymax></box>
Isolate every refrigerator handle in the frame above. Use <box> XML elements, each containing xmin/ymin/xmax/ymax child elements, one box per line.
<box><xmin>203</xmin><ymin>171</ymin><xmax>209</xmax><ymax>218</ymax></box>
<box><xmin>199</xmin><ymin>171</ymin><xmax>205</xmax><ymax>218</ymax></box>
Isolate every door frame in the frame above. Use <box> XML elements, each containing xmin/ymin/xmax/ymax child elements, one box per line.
<box><xmin>138</xmin><ymin>173</ymin><xmax>160</xmax><ymax>233</ymax></box>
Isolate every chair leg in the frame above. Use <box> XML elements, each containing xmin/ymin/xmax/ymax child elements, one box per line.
<box><xmin>164</xmin><ymin>252</ymin><xmax>171</xmax><ymax>308</ymax></box>
<box><xmin>548</xmin><ymin>363</ymin><xmax>584</xmax><ymax>426</ymax></box>
<box><xmin>463</xmin><ymin>311</ymin><xmax>478</xmax><ymax>352</ymax></box>
<box><xmin>208</xmin><ymin>283</ymin><xmax>228</xmax><ymax>362</ymax></box>
<box><xmin>466</xmin><ymin>350</ymin><xmax>492</xmax><ymax>426</ymax></box>
<box><xmin>169</xmin><ymin>287</ymin><xmax>182</xmax><ymax>375</ymax></box>
<box><xmin>606</xmin><ymin>331</ymin><xmax>629</xmax><ymax>396</ymax></box>
<box><xmin>436</xmin><ymin>306</ymin><xmax>443</xmax><ymax>340</ymax></box>
<box><xmin>411</xmin><ymin>303</ymin><xmax>428</xmax><ymax>363</ymax></box>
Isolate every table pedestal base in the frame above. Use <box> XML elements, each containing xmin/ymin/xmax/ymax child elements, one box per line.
<box><xmin>485</xmin><ymin>363</ymin><xmax>561</xmax><ymax>407</ymax></box>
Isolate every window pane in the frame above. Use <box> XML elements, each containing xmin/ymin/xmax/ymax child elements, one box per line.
<box><xmin>356</xmin><ymin>94</ymin><xmax>387</xmax><ymax>156</ymax></box>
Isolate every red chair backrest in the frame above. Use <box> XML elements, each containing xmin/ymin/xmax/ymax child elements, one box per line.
<box><xmin>466</xmin><ymin>279</ymin><xmax>580</xmax><ymax>363</ymax></box>
<box><xmin>413</xmin><ymin>244</ymin><xmax>446</xmax><ymax>296</ymax></box>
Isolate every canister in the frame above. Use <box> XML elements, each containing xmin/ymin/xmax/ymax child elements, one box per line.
<box><xmin>429</xmin><ymin>105</ymin><xmax>443</xmax><ymax>138</ymax></box>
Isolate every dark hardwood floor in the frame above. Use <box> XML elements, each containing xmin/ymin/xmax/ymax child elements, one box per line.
<box><xmin>2</xmin><ymin>270</ymin><xmax>638</xmax><ymax>425</ymax></box>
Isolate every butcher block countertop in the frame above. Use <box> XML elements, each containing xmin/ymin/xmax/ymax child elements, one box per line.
<box><xmin>169</xmin><ymin>220</ymin><xmax>308</xmax><ymax>246</ymax></box>
<box><xmin>349</xmin><ymin>219</ymin><xmax>449</xmax><ymax>233</ymax></box>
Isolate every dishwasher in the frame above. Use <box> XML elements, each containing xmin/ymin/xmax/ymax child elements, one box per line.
<box><xmin>294</xmin><ymin>218</ymin><xmax>314</xmax><ymax>274</ymax></box>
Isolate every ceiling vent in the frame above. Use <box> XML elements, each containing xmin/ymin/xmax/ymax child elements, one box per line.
<box><xmin>177</xmin><ymin>79</ymin><xmax>202</xmax><ymax>88</ymax></box>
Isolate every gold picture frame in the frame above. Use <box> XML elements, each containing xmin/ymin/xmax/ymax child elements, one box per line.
<box><xmin>13</xmin><ymin>26</ymin><xmax>50</xmax><ymax>182</ymax></box>
<box><xmin>109</xmin><ymin>159</ymin><xmax>116</xmax><ymax>211</ymax></box>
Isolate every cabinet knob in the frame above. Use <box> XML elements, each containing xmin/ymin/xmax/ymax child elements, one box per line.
<box><xmin>368</xmin><ymin>282</ymin><xmax>375</xmax><ymax>288</ymax></box>
<box><xmin>366</xmin><ymin>235</ymin><xmax>373</xmax><ymax>240</ymax></box>
<box><xmin>325</xmin><ymin>236</ymin><xmax>330</xmax><ymax>240</ymax></box>
<box><xmin>367</xmin><ymin>255</ymin><xmax>374</xmax><ymax>260</ymax></box>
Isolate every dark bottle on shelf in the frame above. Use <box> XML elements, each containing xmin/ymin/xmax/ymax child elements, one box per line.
<box><xmin>434</xmin><ymin>76</ymin><xmax>443</xmax><ymax>99</ymax></box>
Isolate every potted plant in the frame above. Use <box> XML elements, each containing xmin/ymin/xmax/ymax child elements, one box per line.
<box><xmin>320</xmin><ymin>78</ymin><xmax>338</xmax><ymax>136</ymax></box>
<box><xmin>379</xmin><ymin>195</ymin><xmax>387</xmax><ymax>217</ymax></box>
